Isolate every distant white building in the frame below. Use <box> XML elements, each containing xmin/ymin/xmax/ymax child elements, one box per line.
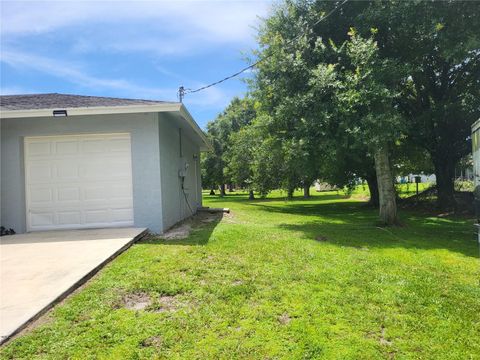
<box><xmin>472</xmin><ymin>119</ymin><xmax>480</xmax><ymax>241</ymax></box>
<box><xmin>473</xmin><ymin>119</ymin><xmax>480</xmax><ymax>190</ymax></box>
<box><xmin>396</xmin><ymin>174</ymin><xmax>436</xmax><ymax>184</ymax></box>
<box><xmin>314</xmin><ymin>181</ymin><xmax>337</xmax><ymax>192</ymax></box>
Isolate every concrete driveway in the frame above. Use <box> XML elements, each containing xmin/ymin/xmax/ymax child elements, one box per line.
<box><xmin>0</xmin><ymin>227</ymin><xmax>147</xmax><ymax>343</ymax></box>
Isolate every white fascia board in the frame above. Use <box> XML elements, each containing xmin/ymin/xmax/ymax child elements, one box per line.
<box><xmin>0</xmin><ymin>103</ymin><xmax>181</xmax><ymax>119</ymax></box>
<box><xmin>179</xmin><ymin>104</ymin><xmax>212</xmax><ymax>151</ymax></box>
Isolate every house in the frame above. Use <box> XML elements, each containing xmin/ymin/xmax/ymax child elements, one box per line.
<box><xmin>472</xmin><ymin>119</ymin><xmax>480</xmax><ymax>247</ymax></box>
<box><xmin>0</xmin><ymin>93</ymin><xmax>210</xmax><ymax>234</ymax></box>
<box><xmin>396</xmin><ymin>174</ymin><xmax>437</xmax><ymax>184</ymax></box>
<box><xmin>472</xmin><ymin>118</ymin><xmax>480</xmax><ymax>186</ymax></box>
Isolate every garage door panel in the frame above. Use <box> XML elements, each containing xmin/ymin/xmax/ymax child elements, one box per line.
<box><xmin>25</xmin><ymin>134</ymin><xmax>134</xmax><ymax>231</ymax></box>
<box><xmin>111</xmin><ymin>208</ymin><xmax>134</xmax><ymax>222</ymax></box>
<box><xmin>82</xmin><ymin>162</ymin><xmax>106</xmax><ymax>179</ymax></box>
<box><xmin>85</xmin><ymin>210</ymin><xmax>110</xmax><ymax>224</ymax></box>
<box><xmin>82</xmin><ymin>186</ymin><xmax>106</xmax><ymax>201</ymax></box>
<box><xmin>109</xmin><ymin>138</ymin><xmax>131</xmax><ymax>152</ymax></box>
<box><xmin>81</xmin><ymin>139</ymin><xmax>107</xmax><ymax>153</ymax></box>
<box><xmin>29</xmin><ymin>187</ymin><xmax>53</xmax><ymax>204</ymax></box>
<box><xmin>56</xmin><ymin>163</ymin><xmax>79</xmax><ymax>179</ymax></box>
<box><xmin>26</xmin><ymin>141</ymin><xmax>51</xmax><ymax>156</ymax></box>
<box><xmin>28</xmin><ymin>163</ymin><xmax>53</xmax><ymax>182</ymax></box>
<box><xmin>57</xmin><ymin>211</ymin><xmax>82</xmax><ymax>225</ymax></box>
<box><xmin>57</xmin><ymin>187</ymin><xmax>81</xmax><ymax>202</ymax></box>
<box><xmin>109</xmin><ymin>162</ymin><xmax>132</xmax><ymax>177</ymax></box>
<box><xmin>111</xmin><ymin>185</ymin><xmax>133</xmax><ymax>199</ymax></box>
<box><xmin>30</xmin><ymin>212</ymin><xmax>55</xmax><ymax>227</ymax></box>
<box><xmin>54</xmin><ymin>140</ymin><xmax>79</xmax><ymax>155</ymax></box>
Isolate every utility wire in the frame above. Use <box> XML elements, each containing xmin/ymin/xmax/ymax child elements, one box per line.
<box><xmin>178</xmin><ymin>0</ymin><xmax>349</xmax><ymax>101</ymax></box>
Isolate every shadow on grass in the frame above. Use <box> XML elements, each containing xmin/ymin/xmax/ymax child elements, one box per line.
<box><xmin>252</xmin><ymin>201</ymin><xmax>479</xmax><ymax>258</ymax></box>
<box><xmin>251</xmin><ymin>201</ymin><xmax>378</xmax><ymax>223</ymax></box>
<box><xmin>203</xmin><ymin>192</ymin><xmax>348</xmax><ymax>204</ymax></box>
<box><xmin>140</xmin><ymin>212</ymin><xmax>224</xmax><ymax>246</ymax></box>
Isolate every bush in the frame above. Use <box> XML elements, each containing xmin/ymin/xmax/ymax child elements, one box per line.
<box><xmin>455</xmin><ymin>180</ymin><xmax>474</xmax><ymax>192</ymax></box>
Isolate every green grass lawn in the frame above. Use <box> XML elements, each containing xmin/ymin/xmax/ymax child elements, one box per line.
<box><xmin>2</xmin><ymin>190</ymin><xmax>479</xmax><ymax>359</ymax></box>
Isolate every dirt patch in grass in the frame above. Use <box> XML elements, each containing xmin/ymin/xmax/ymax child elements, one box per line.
<box><xmin>123</xmin><ymin>292</ymin><xmax>152</xmax><ymax>311</ymax></box>
<box><xmin>160</xmin><ymin>212</ymin><xmax>222</xmax><ymax>240</ymax></box>
<box><xmin>379</xmin><ymin>325</ymin><xmax>393</xmax><ymax>346</ymax></box>
<box><xmin>161</xmin><ymin>223</ymin><xmax>192</xmax><ymax>240</ymax></box>
<box><xmin>140</xmin><ymin>335</ymin><xmax>163</xmax><ymax>348</ymax></box>
<box><xmin>315</xmin><ymin>235</ymin><xmax>328</xmax><ymax>242</ymax></box>
<box><xmin>122</xmin><ymin>292</ymin><xmax>189</xmax><ymax>313</ymax></box>
<box><xmin>196</xmin><ymin>211</ymin><xmax>223</xmax><ymax>224</ymax></box>
<box><xmin>152</xmin><ymin>295</ymin><xmax>182</xmax><ymax>313</ymax></box>
<box><xmin>199</xmin><ymin>215</ymin><xmax>217</xmax><ymax>223</ymax></box>
<box><xmin>278</xmin><ymin>313</ymin><xmax>291</xmax><ymax>325</ymax></box>
<box><xmin>222</xmin><ymin>211</ymin><xmax>243</xmax><ymax>224</ymax></box>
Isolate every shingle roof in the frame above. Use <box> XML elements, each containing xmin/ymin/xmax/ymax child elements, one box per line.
<box><xmin>0</xmin><ymin>93</ymin><xmax>177</xmax><ymax>111</ymax></box>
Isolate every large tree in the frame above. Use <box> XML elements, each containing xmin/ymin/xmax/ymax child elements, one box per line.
<box><xmin>336</xmin><ymin>32</ymin><xmax>403</xmax><ymax>224</ymax></box>
<box><xmin>253</xmin><ymin>2</ymin><xmax>402</xmax><ymax>223</ymax></box>
<box><xmin>288</xmin><ymin>0</ymin><xmax>480</xmax><ymax>209</ymax></box>
<box><xmin>353</xmin><ymin>0</ymin><xmax>480</xmax><ymax>209</ymax></box>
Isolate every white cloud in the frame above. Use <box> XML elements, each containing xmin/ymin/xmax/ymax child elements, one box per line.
<box><xmin>1</xmin><ymin>1</ymin><xmax>270</xmax><ymax>48</ymax></box>
<box><xmin>0</xmin><ymin>48</ymin><xmax>232</xmax><ymax>107</ymax></box>
<box><xmin>1</xmin><ymin>48</ymin><xmax>172</xmax><ymax>96</ymax></box>
<box><xmin>0</xmin><ymin>1</ymin><xmax>268</xmax><ymax>116</ymax></box>
<box><xmin>0</xmin><ymin>86</ymin><xmax>38</xmax><ymax>95</ymax></box>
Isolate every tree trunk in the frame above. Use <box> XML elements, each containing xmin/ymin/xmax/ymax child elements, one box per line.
<box><xmin>209</xmin><ymin>189</ymin><xmax>215</xmax><ymax>195</ymax></box>
<box><xmin>366</xmin><ymin>173</ymin><xmax>379</xmax><ymax>208</ymax></box>
<box><xmin>287</xmin><ymin>188</ymin><xmax>294</xmax><ymax>199</ymax></box>
<box><xmin>248</xmin><ymin>190</ymin><xmax>255</xmax><ymax>200</ymax></box>
<box><xmin>433</xmin><ymin>158</ymin><xmax>456</xmax><ymax>210</ymax></box>
<box><xmin>374</xmin><ymin>145</ymin><xmax>398</xmax><ymax>225</ymax></box>
<box><xmin>303</xmin><ymin>184</ymin><xmax>310</xmax><ymax>198</ymax></box>
<box><xmin>219</xmin><ymin>184</ymin><xmax>226</xmax><ymax>197</ymax></box>
<box><xmin>228</xmin><ymin>183</ymin><xmax>234</xmax><ymax>192</ymax></box>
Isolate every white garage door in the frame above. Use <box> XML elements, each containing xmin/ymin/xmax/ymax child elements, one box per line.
<box><xmin>24</xmin><ymin>133</ymin><xmax>134</xmax><ymax>231</ymax></box>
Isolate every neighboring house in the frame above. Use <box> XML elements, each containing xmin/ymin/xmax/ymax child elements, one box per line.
<box><xmin>472</xmin><ymin>119</ymin><xmax>480</xmax><ymax>195</ymax></box>
<box><xmin>472</xmin><ymin>119</ymin><xmax>480</xmax><ymax>239</ymax></box>
<box><xmin>0</xmin><ymin>93</ymin><xmax>210</xmax><ymax>234</ymax></box>
<box><xmin>314</xmin><ymin>181</ymin><xmax>337</xmax><ymax>192</ymax></box>
<box><xmin>397</xmin><ymin>174</ymin><xmax>437</xmax><ymax>184</ymax></box>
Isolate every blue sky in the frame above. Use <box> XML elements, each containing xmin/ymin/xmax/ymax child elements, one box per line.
<box><xmin>0</xmin><ymin>0</ymin><xmax>272</xmax><ymax>128</ymax></box>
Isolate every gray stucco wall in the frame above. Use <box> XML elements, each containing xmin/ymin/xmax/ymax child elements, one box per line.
<box><xmin>158</xmin><ymin>113</ymin><xmax>202</xmax><ymax>231</ymax></box>
<box><xmin>1</xmin><ymin>112</ymin><xmax>164</xmax><ymax>233</ymax></box>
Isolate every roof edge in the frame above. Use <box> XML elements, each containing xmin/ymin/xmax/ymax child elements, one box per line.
<box><xmin>0</xmin><ymin>103</ymin><xmax>181</xmax><ymax>119</ymax></box>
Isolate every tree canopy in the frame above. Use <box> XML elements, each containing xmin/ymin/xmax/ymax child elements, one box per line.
<box><xmin>201</xmin><ymin>0</ymin><xmax>480</xmax><ymax>223</ymax></box>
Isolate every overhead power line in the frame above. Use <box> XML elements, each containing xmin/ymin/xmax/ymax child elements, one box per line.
<box><xmin>178</xmin><ymin>0</ymin><xmax>349</xmax><ymax>102</ymax></box>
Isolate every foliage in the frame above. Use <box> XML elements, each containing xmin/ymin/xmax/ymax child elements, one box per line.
<box><xmin>310</xmin><ymin>0</ymin><xmax>480</xmax><ymax>208</ymax></box>
<box><xmin>373</xmin><ymin>0</ymin><xmax>480</xmax><ymax>209</ymax></box>
<box><xmin>201</xmin><ymin>97</ymin><xmax>257</xmax><ymax>191</ymax></box>
<box><xmin>253</xmin><ymin>2</ymin><xmax>403</xmax><ymax>220</ymax></box>
<box><xmin>455</xmin><ymin>180</ymin><xmax>474</xmax><ymax>192</ymax></box>
<box><xmin>246</xmin><ymin>0</ymin><xmax>479</xmax><ymax>211</ymax></box>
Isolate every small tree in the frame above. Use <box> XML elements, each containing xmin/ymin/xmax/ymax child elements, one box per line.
<box><xmin>202</xmin><ymin>97</ymin><xmax>257</xmax><ymax>196</ymax></box>
<box><xmin>226</xmin><ymin>126</ymin><xmax>258</xmax><ymax>199</ymax></box>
